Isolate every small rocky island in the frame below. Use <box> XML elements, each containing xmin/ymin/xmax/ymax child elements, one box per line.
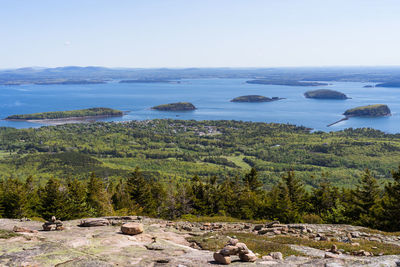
<box><xmin>5</xmin><ymin>107</ymin><xmax>123</xmax><ymax>122</ymax></box>
<box><xmin>328</xmin><ymin>104</ymin><xmax>391</xmax><ymax>127</ymax></box>
<box><xmin>304</xmin><ymin>89</ymin><xmax>348</xmax><ymax>99</ymax></box>
<box><xmin>343</xmin><ymin>104</ymin><xmax>391</xmax><ymax>117</ymax></box>
<box><xmin>152</xmin><ymin>102</ymin><xmax>196</xmax><ymax>111</ymax></box>
<box><xmin>230</xmin><ymin>95</ymin><xmax>284</xmax><ymax>102</ymax></box>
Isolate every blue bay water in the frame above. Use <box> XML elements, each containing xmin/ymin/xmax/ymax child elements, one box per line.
<box><xmin>0</xmin><ymin>79</ymin><xmax>399</xmax><ymax>133</ymax></box>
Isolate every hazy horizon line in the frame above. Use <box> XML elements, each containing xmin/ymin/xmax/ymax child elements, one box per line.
<box><xmin>3</xmin><ymin>65</ymin><xmax>400</xmax><ymax>71</ymax></box>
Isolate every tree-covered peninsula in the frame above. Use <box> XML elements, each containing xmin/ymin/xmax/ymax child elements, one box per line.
<box><xmin>230</xmin><ymin>95</ymin><xmax>283</xmax><ymax>102</ymax></box>
<box><xmin>5</xmin><ymin>107</ymin><xmax>123</xmax><ymax>120</ymax></box>
<box><xmin>152</xmin><ymin>102</ymin><xmax>196</xmax><ymax>111</ymax></box>
<box><xmin>343</xmin><ymin>104</ymin><xmax>391</xmax><ymax>117</ymax></box>
<box><xmin>304</xmin><ymin>89</ymin><xmax>348</xmax><ymax>99</ymax></box>
<box><xmin>246</xmin><ymin>80</ymin><xmax>328</xmax><ymax>86</ymax></box>
<box><xmin>119</xmin><ymin>79</ymin><xmax>180</xmax><ymax>84</ymax></box>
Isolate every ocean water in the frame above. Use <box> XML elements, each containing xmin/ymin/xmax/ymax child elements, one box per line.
<box><xmin>0</xmin><ymin>79</ymin><xmax>399</xmax><ymax>133</ymax></box>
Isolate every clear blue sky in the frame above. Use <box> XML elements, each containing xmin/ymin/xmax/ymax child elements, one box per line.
<box><xmin>1</xmin><ymin>0</ymin><xmax>400</xmax><ymax>68</ymax></box>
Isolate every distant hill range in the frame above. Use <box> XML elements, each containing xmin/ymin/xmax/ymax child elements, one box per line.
<box><xmin>3</xmin><ymin>66</ymin><xmax>400</xmax><ymax>84</ymax></box>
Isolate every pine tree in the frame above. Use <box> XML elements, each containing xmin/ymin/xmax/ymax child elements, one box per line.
<box><xmin>379</xmin><ymin>167</ymin><xmax>400</xmax><ymax>231</ymax></box>
<box><xmin>0</xmin><ymin>178</ymin><xmax>28</xmax><ymax>218</ymax></box>
<box><xmin>86</xmin><ymin>173</ymin><xmax>114</xmax><ymax>217</ymax></box>
<box><xmin>64</xmin><ymin>178</ymin><xmax>89</xmax><ymax>220</ymax></box>
<box><xmin>39</xmin><ymin>177</ymin><xmax>67</xmax><ymax>220</ymax></box>
<box><xmin>269</xmin><ymin>171</ymin><xmax>305</xmax><ymax>223</ymax></box>
<box><xmin>243</xmin><ymin>168</ymin><xmax>262</xmax><ymax>192</ymax></box>
<box><xmin>111</xmin><ymin>179</ymin><xmax>136</xmax><ymax>213</ymax></box>
<box><xmin>24</xmin><ymin>176</ymin><xmax>40</xmax><ymax>218</ymax></box>
<box><xmin>350</xmin><ymin>169</ymin><xmax>380</xmax><ymax>226</ymax></box>
<box><xmin>310</xmin><ymin>180</ymin><xmax>339</xmax><ymax>216</ymax></box>
<box><xmin>126</xmin><ymin>167</ymin><xmax>153</xmax><ymax>214</ymax></box>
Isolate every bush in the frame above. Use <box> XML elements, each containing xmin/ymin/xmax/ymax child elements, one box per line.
<box><xmin>302</xmin><ymin>214</ymin><xmax>324</xmax><ymax>224</ymax></box>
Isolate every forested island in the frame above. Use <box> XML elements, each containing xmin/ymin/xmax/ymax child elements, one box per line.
<box><xmin>230</xmin><ymin>95</ymin><xmax>284</xmax><ymax>102</ymax></box>
<box><xmin>152</xmin><ymin>102</ymin><xmax>196</xmax><ymax>111</ymax></box>
<box><xmin>343</xmin><ymin>104</ymin><xmax>391</xmax><ymax>117</ymax></box>
<box><xmin>34</xmin><ymin>80</ymin><xmax>106</xmax><ymax>85</ymax></box>
<box><xmin>246</xmin><ymin>80</ymin><xmax>328</xmax><ymax>86</ymax></box>
<box><xmin>119</xmin><ymin>79</ymin><xmax>180</xmax><ymax>84</ymax></box>
<box><xmin>5</xmin><ymin>107</ymin><xmax>123</xmax><ymax>121</ymax></box>
<box><xmin>304</xmin><ymin>89</ymin><xmax>348</xmax><ymax>99</ymax></box>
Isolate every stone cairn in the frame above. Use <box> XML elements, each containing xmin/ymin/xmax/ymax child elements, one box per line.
<box><xmin>42</xmin><ymin>216</ymin><xmax>64</xmax><ymax>231</ymax></box>
<box><xmin>213</xmin><ymin>237</ymin><xmax>257</xmax><ymax>265</ymax></box>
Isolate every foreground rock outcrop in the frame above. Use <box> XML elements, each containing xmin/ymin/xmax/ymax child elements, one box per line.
<box><xmin>0</xmin><ymin>218</ymin><xmax>400</xmax><ymax>266</ymax></box>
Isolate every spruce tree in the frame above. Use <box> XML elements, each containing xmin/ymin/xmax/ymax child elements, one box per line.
<box><xmin>350</xmin><ymin>169</ymin><xmax>380</xmax><ymax>226</ymax></box>
<box><xmin>311</xmin><ymin>180</ymin><xmax>339</xmax><ymax>216</ymax></box>
<box><xmin>126</xmin><ymin>167</ymin><xmax>153</xmax><ymax>214</ymax></box>
<box><xmin>111</xmin><ymin>179</ymin><xmax>136</xmax><ymax>213</ymax></box>
<box><xmin>24</xmin><ymin>176</ymin><xmax>40</xmax><ymax>218</ymax></box>
<box><xmin>86</xmin><ymin>173</ymin><xmax>114</xmax><ymax>217</ymax></box>
<box><xmin>379</xmin><ymin>167</ymin><xmax>400</xmax><ymax>231</ymax></box>
<box><xmin>0</xmin><ymin>178</ymin><xmax>28</xmax><ymax>218</ymax></box>
<box><xmin>269</xmin><ymin>171</ymin><xmax>305</xmax><ymax>223</ymax></box>
<box><xmin>243</xmin><ymin>168</ymin><xmax>262</xmax><ymax>191</ymax></box>
<box><xmin>64</xmin><ymin>178</ymin><xmax>89</xmax><ymax>219</ymax></box>
<box><xmin>39</xmin><ymin>177</ymin><xmax>67</xmax><ymax>220</ymax></box>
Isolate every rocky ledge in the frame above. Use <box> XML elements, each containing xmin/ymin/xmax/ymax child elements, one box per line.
<box><xmin>0</xmin><ymin>218</ymin><xmax>400</xmax><ymax>266</ymax></box>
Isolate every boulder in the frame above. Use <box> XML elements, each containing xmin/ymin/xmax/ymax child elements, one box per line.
<box><xmin>213</xmin><ymin>252</ymin><xmax>231</xmax><ymax>265</ymax></box>
<box><xmin>227</xmin><ymin>238</ymin><xmax>239</xmax><ymax>246</ymax></box>
<box><xmin>79</xmin><ymin>218</ymin><xmax>110</xmax><ymax>227</ymax></box>
<box><xmin>324</xmin><ymin>253</ymin><xmax>339</xmax><ymax>259</ymax></box>
<box><xmin>329</xmin><ymin>244</ymin><xmax>341</xmax><ymax>254</ymax></box>
<box><xmin>254</xmin><ymin>224</ymin><xmax>264</xmax><ymax>231</ymax></box>
<box><xmin>265</xmin><ymin>221</ymin><xmax>280</xmax><ymax>228</ymax></box>
<box><xmin>269</xmin><ymin>252</ymin><xmax>283</xmax><ymax>261</ymax></box>
<box><xmin>236</xmin><ymin>242</ymin><xmax>249</xmax><ymax>254</ymax></box>
<box><xmin>220</xmin><ymin>245</ymin><xmax>240</xmax><ymax>256</ymax></box>
<box><xmin>42</xmin><ymin>224</ymin><xmax>55</xmax><ymax>231</ymax></box>
<box><xmin>239</xmin><ymin>250</ymin><xmax>257</xmax><ymax>262</ymax></box>
<box><xmin>121</xmin><ymin>222</ymin><xmax>144</xmax><ymax>235</ymax></box>
<box><xmin>13</xmin><ymin>226</ymin><xmax>38</xmax><ymax>233</ymax></box>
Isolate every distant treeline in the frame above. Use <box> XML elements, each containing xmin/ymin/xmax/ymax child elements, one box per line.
<box><xmin>1</xmin><ymin>167</ymin><xmax>399</xmax><ymax>232</ymax></box>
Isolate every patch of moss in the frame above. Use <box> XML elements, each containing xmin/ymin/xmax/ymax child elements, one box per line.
<box><xmin>0</xmin><ymin>229</ymin><xmax>20</xmax><ymax>239</ymax></box>
<box><xmin>186</xmin><ymin>232</ymin><xmax>303</xmax><ymax>257</ymax></box>
<box><xmin>268</xmin><ymin>236</ymin><xmax>400</xmax><ymax>255</ymax></box>
<box><xmin>177</xmin><ymin>215</ymin><xmax>267</xmax><ymax>224</ymax></box>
